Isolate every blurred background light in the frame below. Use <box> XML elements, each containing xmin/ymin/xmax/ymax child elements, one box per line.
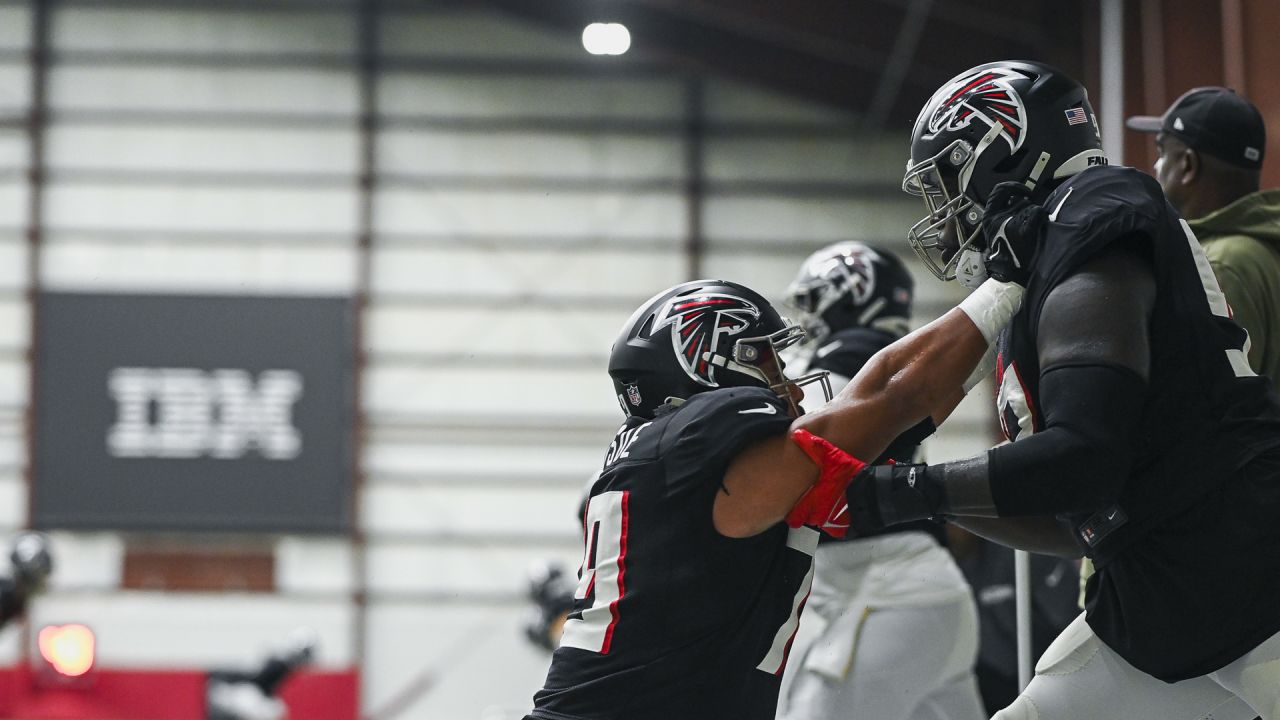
<box><xmin>581</xmin><ymin>22</ymin><xmax>630</xmax><ymax>56</ymax></box>
<box><xmin>38</xmin><ymin>623</ymin><xmax>96</xmax><ymax>677</ymax></box>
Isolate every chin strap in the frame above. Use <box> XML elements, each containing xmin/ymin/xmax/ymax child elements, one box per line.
<box><xmin>785</xmin><ymin>429</ymin><xmax>868</xmax><ymax>538</ymax></box>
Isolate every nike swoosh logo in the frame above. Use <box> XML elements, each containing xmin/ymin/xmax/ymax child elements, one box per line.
<box><xmin>1048</xmin><ymin>187</ymin><xmax>1074</xmax><ymax>222</ymax></box>
<box><xmin>739</xmin><ymin>403</ymin><xmax>778</xmax><ymax>415</ymax></box>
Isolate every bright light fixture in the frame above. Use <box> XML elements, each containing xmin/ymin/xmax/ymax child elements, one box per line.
<box><xmin>582</xmin><ymin>23</ymin><xmax>631</xmax><ymax>56</ymax></box>
<box><xmin>39</xmin><ymin>623</ymin><xmax>96</xmax><ymax>677</ymax></box>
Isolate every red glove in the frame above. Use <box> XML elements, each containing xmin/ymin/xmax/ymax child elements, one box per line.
<box><xmin>785</xmin><ymin>429</ymin><xmax>867</xmax><ymax>538</ymax></box>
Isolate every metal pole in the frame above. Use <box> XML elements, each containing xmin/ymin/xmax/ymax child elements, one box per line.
<box><xmin>1014</xmin><ymin>549</ymin><xmax>1033</xmax><ymax>690</ymax></box>
<box><xmin>1099</xmin><ymin>0</ymin><xmax>1126</xmax><ymax>164</ymax></box>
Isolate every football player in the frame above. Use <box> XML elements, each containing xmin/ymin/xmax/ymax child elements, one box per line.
<box><xmin>846</xmin><ymin>59</ymin><xmax>1280</xmax><ymax>719</ymax></box>
<box><xmin>775</xmin><ymin>242</ymin><xmax>985</xmax><ymax>720</ymax></box>
<box><xmin>524</xmin><ymin>266</ymin><xmax>1025</xmax><ymax>720</ymax></box>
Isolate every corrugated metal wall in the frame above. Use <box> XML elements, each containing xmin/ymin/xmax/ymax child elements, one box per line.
<box><xmin>0</xmin><ymin>2</ymin><xmax>991</xmax><ymax>717</ymax></box>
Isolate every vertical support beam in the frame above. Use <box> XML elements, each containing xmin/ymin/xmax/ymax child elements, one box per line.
<box><xmin>1220</xmin><ymin>0</ymin><xmax>1246</xmax><ymax>93</ymax></box>
<box><xmin>1099</xmin><ymin>0</ymin><xmax>1125</xmax><ymax>164</ymax></box>
<box><xmin>1014</xmin><ymin>549</ymin><xmax>1033</xmax><ymax>690</ymax></box>
<box><xmin>682</xmin><ymin>76</ymin><xmax>705</xmax><ymax>281</ymax></box>
<box><xmin>1139</xmin><ymin>0</ymin><xmax>1166</xmax><ymax>114</ymax></box>
<box><xmin>22</xmin><ymin>0</ymin><xmax>52</xmax><ymax>667</ymax></box>
<box><xmin>351</xmin><ymin>0</ymin><xmax>378</xmax><ymax>688</ymax></box>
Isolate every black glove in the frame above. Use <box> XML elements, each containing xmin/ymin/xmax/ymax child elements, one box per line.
<box><xmin>981</xmin><ymin>181</ymin><xmax>1047</xmax><ymax>286</ymax></box>
<box><xmin>846</xmin><ymin>463</ymin><xmax>946</xmax><ymax>535</ymax></box>
<box><xmin>522</xmin><ymin>561</ymin><xmax>577</xmax><ymax>652</ymax></box>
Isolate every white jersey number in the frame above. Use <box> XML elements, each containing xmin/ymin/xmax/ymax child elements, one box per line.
<box><xmin>560</xmin><ymin>490</ymin><xmax>629</xmax><ymax>654</ymax></box>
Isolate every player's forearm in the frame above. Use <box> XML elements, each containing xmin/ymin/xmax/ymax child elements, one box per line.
<box><xmin>951</xmin><ymin>515</ymin><xmax>1082</xmax><ymax>558</ymax></box>
<box><xmin>794</xmin><ymin>280</ymin><xmax>1021</xmax><ymax>458</ymax></box>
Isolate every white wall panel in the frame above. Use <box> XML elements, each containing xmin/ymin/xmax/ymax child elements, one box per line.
<box><xmin>276</xmin><ymin>537</ymin><xmax>354</xmax><ymax>595</ymax></box>
<box><xmin>364</xmin><ymin>442</ymin><xmax>609</xmax><ymax>482</ymax></box>
<box><xmin>45</xmin><ymin>532</ymin><xmax>124</xmax><ymax>590</ymax></box>
<box><xmin>49</xmin><ymin>67</ymin><xmax>358</xmax><ymax>115</ymax></box>
<box><xmin>0</xmin><ymin>181</ymin><xmax>28</xmax><ymax>228</ymax></box>
<box><xmin>704</xmin><ymin>195</ymin><xmax>920</xmax><ymax>242</ymax></box>
<box><xmin>364</xmin><ymin>366</ymin><xmax>617</xmax><ymax>418</ymax></box>
<box><xmin>0</xmin><ymin>478</ymin><xmax>24</xmax><ymax>529</ymax></box>
<box><xmin>0</xmin><ymin>132</ymin><xmax>27</xmax><ymax>171</ymax></box>
<box><xmin>43</xmin><ymin>185</ymin><xmax>359</xmax><ymax>233</ymax></box>
<box><xmin>0</xmin><ymin>64</ymin><xmax>29</xmax><ymax>114</ymax></box>
<box><xmin>53</xmin><ymin>7</ymin><xmax>354</xmax><ymax>54</ymax></box>
<box><xmin>0</xmin><ymin>7</ymin><xmax>30</xmax><ymax>50</ymax></box>
<box><xmin>40</xmin><ymin>242</ymin><xmax>359</xmax><ymax>294</ymax></box>
<box><xmin>371</xmin><ymin>246</ymin><xmax>681</xmax><ymax>301</ymax></box>
<box><xmin>705</xmin><ymin>79</ymin><xmax>850</xmax><ymax>124</ymax></box>
<box><xmin>366</xmin><ymin>542</ymin><xmax>578</xmax><ymax>596</ymax></box>
<box><xmin>380</xmin><ymin>10</ymin><xmax>578</xmax><ymax>59</ymax></box>
<box><xmin>47</xmin><ymin>126</ymin><xmax>360</xmax><ymax>174</ymax></box>
<box><xmin>0</xmin><ymin>357</ymin><xmax>26</xmax><ymax>408</ymax></box>
<box><xmin>367</xmin><ymin>305</ymin><xmax>623</xmax><ymax>358</ymax></box>
<box><xmin>363</xmin><ymin>485</ymin><xmax>583</xmax><ymax>538</ymax></box>
<box><xmin>363</xmin><ymin>604</ymin><xmax>551</xmax><ymax>720</ymax></box>
<box><xmin>374</xmin><ymin>189</ymin><xmax>686</xmax><ymax>237</ymax></box>
<box><xmin>0</xmin><ymin>242</ymin><xmax>28</xmax><ymax>291</ymax></box>
<box><xmin>31</xmin><ymin>593</ymin><xmax>354</xmax><ymax>667</ymax></box>
<box><xmin>378</xmin><ymin>130</ymin><xmax>684</xmax><ymax>180</ymax></box>
<box><xmin>378</xmin><ymin>74</ymin><xmax>682</xmax><ymax>119</ymax></box>
<box><xmin>707</xmin><ymin>137</ymin><xmax>907</xmax><ymax>183</ymax></box>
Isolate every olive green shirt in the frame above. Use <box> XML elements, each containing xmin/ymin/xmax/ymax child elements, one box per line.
<box><xmin>1188</xmin><ymin>188</ymin><xmax>1280</xmax><ymax>390</ymax></box>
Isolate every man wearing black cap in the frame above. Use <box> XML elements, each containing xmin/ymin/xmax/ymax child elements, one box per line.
<box><xmin>1128</xmin><ymin>87</ymin><xmax>1280</xmax><ymax>387</ymax></box>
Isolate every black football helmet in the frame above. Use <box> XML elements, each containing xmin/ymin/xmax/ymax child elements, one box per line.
<box><xmin>608</xmin><ymin>279</ymin><xmax>831</xmax><ymax>419</ymax></box>
<box><xmin>785</xmin><ymin>242</ymin><xmax>914</xmax><ymax>345</ymax></box>
<box><xmin>903</xmin><ymin>60</ymin><xmax>1107</xmax><ymax>281</ymax></box>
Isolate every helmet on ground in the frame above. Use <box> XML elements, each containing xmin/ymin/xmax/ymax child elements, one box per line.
<box><xmin>785</xmin><ymin>242</ymin><xmax>914</xmax><ymax>344</ymax></box>
<box><xmin>903</xmin><ymin>60</ymin><xmax>1107</xmax><ymax>281</ymax></box>
<box><xmin>608</xmin><ymin>279</ymin><xmax>830</xmax><ymax>418</ymax></box>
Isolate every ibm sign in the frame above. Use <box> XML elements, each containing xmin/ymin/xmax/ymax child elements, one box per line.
<box><xmin>34</xmin><ymin>293</ymin><xmax>355</xmax><ymax>533</ymax></box>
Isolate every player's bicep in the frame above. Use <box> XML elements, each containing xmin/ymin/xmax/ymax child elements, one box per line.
<box><xmin>716</xmin><ymin>430</ymin><xmax>819</xmax><ymax>538</ymax></box>
<box><xmin>1036</xmin><ymin>244</ymin><xmax>1156</xmax><ymax>380</ymax></box>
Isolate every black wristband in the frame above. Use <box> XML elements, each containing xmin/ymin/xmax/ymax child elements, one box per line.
<box><xmin>848</xmin><ymin>462</ymin><xmax>948</xmax><ymax>534</ymax></box>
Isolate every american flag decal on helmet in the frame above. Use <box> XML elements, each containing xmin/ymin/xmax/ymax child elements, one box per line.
<box><xmin>653</xmin><ymin>293</ymin><xmax>761</xmax><ymax>387</ymax></box>
<box><xmin>925</xmin><ymin>68</ymin><xmax>1028</xmax><ymax>153</ymax></box>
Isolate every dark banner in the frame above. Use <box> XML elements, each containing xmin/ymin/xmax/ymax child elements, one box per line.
<box><xmin>33</xmin><ymin>292</ymin><xmax>355</xmax><ymax>533</ymax></box>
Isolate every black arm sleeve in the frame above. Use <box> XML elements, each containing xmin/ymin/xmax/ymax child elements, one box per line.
<box><xmin>987</xmin><ymin>363</ymin><xmax>1145</xmax><ymax>516</ymax></box>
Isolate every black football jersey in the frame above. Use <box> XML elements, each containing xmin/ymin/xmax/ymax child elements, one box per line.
<box><xmin>804</xmin><ymin>327</ymin><xmax>945</xmax><ymax>547</ymax></box>
<box><xmin>995</xmin><ymin>164</ymin><xmax>1280</xmax><ymax>680</ymax></box>
<box><xmin>527</xmin><ymin>387</ymin><xmax>817</xmax><ymax>720</ymax></box>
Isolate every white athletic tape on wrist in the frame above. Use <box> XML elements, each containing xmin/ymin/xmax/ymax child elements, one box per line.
<box><xmin>958</xmin><ymin>279</ymin><xmax>1025</xmax><ymax>345</ymax></box>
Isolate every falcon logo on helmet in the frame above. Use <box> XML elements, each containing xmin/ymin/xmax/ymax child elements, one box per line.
<box><xmin>653</xmin><ymin>293</ymin><xmax>760</xmax><ymax>387</ymax></box>
<box><xmin>925</xmin><ymin>68</ymin><xmax>1028</xmax><ymax>154</ymax></box>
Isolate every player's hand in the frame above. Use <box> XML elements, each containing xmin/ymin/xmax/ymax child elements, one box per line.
<box><xmin>981</xmin><ymin>181</ymin><xmax>1046</xmax><ymax>286</ymax></box>
<box><xmin>846</xmin><ymin>463</ymin><xmax>944</xmax><ymax>534</ymax></box>
<box><xmin>522</xmin><ymin>561</ymin><xmax>576</xmax><ymax>652</ymax></box>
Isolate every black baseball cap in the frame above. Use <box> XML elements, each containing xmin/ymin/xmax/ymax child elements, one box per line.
<box><xmin>1126</xmin><ymin>87</ymin><xmax>1266</xmax><ymax>169</ymax></box>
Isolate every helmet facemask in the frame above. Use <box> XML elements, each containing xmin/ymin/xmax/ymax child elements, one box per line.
<box><xmin>720</xmin><ymin>324</ymin><xmax>832</xmax><ymax>416</ymax></box>
<box><xmin>903</xmin><ymin>139</ymin><xmax>987</xmax><ymax>282</ymax></box>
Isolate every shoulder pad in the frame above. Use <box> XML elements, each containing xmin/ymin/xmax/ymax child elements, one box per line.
<box><xmin>659</xmin><ymin>387</ymin><xmax>793</xmax><ymax>493</ymax></box>
<box><xmin>1029</xmin><ymin>165</ymin><xmax>1170</xmax><ymax>321</ymax></box>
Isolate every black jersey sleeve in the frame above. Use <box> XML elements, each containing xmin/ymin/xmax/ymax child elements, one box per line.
<box><xmin>1027</xmin><ymin>166</ymin><xmax>1170</xmax><ymax>326</ymax></box>
<box><xmin>658</xmin><ymin>387</ymin><xmax>793</xmax><ymax>495</ymax></box>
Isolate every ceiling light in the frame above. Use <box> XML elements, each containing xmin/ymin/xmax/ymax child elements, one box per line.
<box><xmin>582</xmin><ymin>23</ymin><xmax>631</xmax><ymax>56</ymax></box>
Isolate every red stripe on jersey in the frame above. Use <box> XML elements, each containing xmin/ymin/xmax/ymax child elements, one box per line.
<box><xmin>774</xmin><ymin>589</ymin><xmax>811</xmax><ymax>676</ymax></box>
<box><xmin>600</xmin><ymin>490</ymin><xmax>630</xmax><ymax>654</ymax></box>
